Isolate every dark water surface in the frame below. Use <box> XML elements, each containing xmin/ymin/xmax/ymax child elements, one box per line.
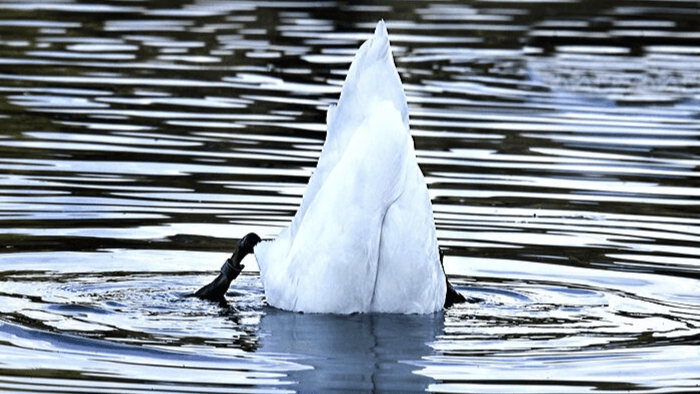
<box><xmin>1</xmin><ymin>1</ymin><xmax>700</xmax><ymax>393</ymax></box>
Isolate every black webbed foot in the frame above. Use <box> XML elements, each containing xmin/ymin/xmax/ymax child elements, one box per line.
<box><xmin>189</xmin><ymin>233</ymin><xmax>261</xmax><ymax>303</ymax></box>
<box><xmin>440</xmin><ymin>249</ymin><xmax>467</xmax><ymax>309</ymax></box>
<box><xmin>189</xmin><ymin>273</ymin><xmax>233</xmax><ymax>302</ymax></box>
<box><xmin>444</xmin><ymin>278</ymin><xmax>467</xmax><ymax>308</ymax></box>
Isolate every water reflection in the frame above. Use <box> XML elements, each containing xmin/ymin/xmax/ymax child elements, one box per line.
<box><xmin>259</xmin><ymin>310</ymin><xmax>443</xmax><ymax>392</ymax></box>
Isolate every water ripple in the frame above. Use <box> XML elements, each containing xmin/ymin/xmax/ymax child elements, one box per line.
<box><xmin>1</xmin><ymin>1</ymin><xmax>699</xmax><ymax>393</ymax></box>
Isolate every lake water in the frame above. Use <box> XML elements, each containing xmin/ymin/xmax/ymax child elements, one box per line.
<box><xmin>1</xmin><ymin>0</ymin><xmax>699</xmax><ymax>393</ymax></box>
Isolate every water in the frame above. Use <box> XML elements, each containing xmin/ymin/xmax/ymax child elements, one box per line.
<box><xmin>1</xmin><ymin>0</ymin><xmax>699</xmax><ymax>392</ymax></box>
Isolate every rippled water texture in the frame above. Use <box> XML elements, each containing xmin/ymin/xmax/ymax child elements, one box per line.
<box><xmin>1</xmin><ymin>1</ymin><xmax>699</xmax><ymax>393</ymax></box>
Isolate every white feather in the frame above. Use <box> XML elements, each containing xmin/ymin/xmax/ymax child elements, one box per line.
<box><xmin>254</xmin><ymin>20</ymin><xmax>446</xmax><ymax>314</ymax></box>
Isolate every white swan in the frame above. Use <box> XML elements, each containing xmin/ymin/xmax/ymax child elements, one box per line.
<box><xmin>193</xmin><ymin>21</ymin><xmax>464</xmax><ymax>314</ymax></box>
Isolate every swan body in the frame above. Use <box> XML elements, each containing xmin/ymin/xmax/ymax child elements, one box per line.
<box><xmin>254</xmin><ymin>21</ymin><xmax>447</xmax><ymax>314</ymax></box>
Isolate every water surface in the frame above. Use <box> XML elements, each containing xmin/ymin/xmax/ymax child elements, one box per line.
<box><xmin>1</xmin><ymin>1</ymin><xmax>699</xmax><ymax>393</ymax></box>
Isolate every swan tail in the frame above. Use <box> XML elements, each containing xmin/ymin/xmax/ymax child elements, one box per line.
<box><xmin>327</xmin><ymin>20</ymin><xmax>409</xmax><ymax>142</ymax></box>
<box><xmin>291</xmin><ymin>20</ymin><xmax>408</xmax><ymax>238</ymax></box>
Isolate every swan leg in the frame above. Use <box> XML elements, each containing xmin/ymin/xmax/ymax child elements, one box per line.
<box><xmin>444</xmin><ymin>278</ymin><xmax>467</xmax><ymax>308</ymax></box>
<box><xmin>440</xmin><ymin>249</ymin><xmax>467</xmax><ymax>308</ymax></box>
<box><xmin>190</xmin><ymin>233</ymin><xmax>261</xmax><ymax>302</ymax></box>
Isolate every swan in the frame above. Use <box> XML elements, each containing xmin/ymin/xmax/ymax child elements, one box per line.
<box><xmin>193</xmin><ymin>20</ymin><xmax>465</xmax><ymax>314</ymax></box>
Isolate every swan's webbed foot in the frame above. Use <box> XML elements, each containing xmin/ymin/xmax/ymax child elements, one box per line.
<box><xmin>190</xmin><ymin>272</ymin><xmax>233</xmax><ymax>302</ymax></box>
<box><xmin>440</xmin><ymin>249</ymin><xmax>468</xmax><ymax>309</ymax></box>
<box><xmin>444</xmin><ymin>279</ymin><xmax>467</xmax><ymax>308</ymax></box>
<box><xmin>189</xmin><ymin>233</ymin><xmax>261</xmax><ymax>303</ymax></box>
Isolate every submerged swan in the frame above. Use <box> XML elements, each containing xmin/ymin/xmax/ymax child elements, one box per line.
<box><xmin>194</xmin><ymin>20</ymin><xmax>465</xmax><ymax>314</ymax></box>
